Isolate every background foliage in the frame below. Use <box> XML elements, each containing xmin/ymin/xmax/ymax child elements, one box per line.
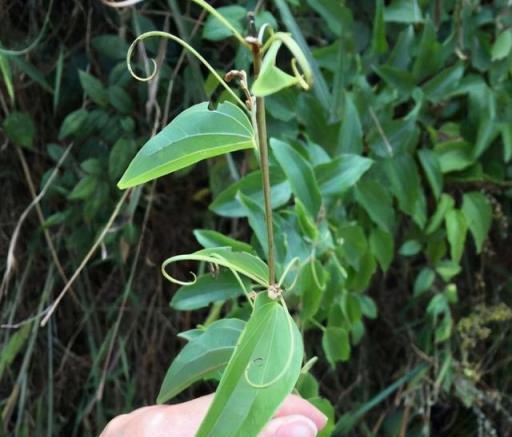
<box><xmin>1</xmin><ymin>0</ymin><xmax>512</xmax><ymax>435</ymax></box>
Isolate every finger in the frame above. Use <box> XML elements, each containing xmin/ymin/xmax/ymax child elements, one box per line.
<box><xmin>274</xmin><ymin>395</ymin><xmax>327</xmax><ymax>431</ymax></box>
<box><xmin>260</xmin><ymin>415</ymin><xmax>318</xmax><ymax>437</ymax></box>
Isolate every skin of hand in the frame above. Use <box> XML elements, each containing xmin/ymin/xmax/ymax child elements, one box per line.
<box><xmin>100</xmin><ymin>393</ymin><xmax>327</xmax><ymax>437</ymax></box>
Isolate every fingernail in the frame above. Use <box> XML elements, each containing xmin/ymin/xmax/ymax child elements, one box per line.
<box><xmin>274</xmin><ymin>418</ymin><xmax>317</xmax><ymax>437</ymax></box>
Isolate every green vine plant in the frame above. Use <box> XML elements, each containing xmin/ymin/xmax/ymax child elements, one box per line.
<box><xmin>117</xmin><ymin>2</ymin><xmax>313</xmax><ymax>436</ymax></box>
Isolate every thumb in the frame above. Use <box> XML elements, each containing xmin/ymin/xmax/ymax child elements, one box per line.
<box><xmin>260</xmin><ymin>414</ymin><xmax>318</xmax><ymax>437</ymax></box>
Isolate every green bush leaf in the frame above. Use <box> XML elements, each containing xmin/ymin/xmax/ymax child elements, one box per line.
<box><xmin>171</xmin><ymin>271</ymin><xmax>248</xmax><ymax>311</ymax></box>
<box><xmin>355</xmin><ymin>180</ymin><xmax>395</xmax><ymax>233</ymax></box>
<box><xmin>58</xmin><ymin>109</ymin><xmax>88</xmax><ymax>140</ymax></box>
<box><xmin>369</xmin><ymin>228</ymin><xmax>394</xmax><ymax>272</ymax></box>
<box><xmin>322</xmin><ymin>327</ymin><xmax>350</xmax><ymax>366</ymax></box>
<box><xmin>194</xmin><ymin>229</ymin><xmax>252</xmax><ymax>253</ymax></box>
<box><xmin>79</xmin><ymin>70</ymin><xmax>108</xmax><ymax>107</ymax></box>
<box><xmin>3</xmin><ymin>111</ymin><xmax>36</xmax><ymax>149</ymax></box>
<box><xmin>445</xmin><ymin>210</ymin><xmax>467</xmax><ymax>263</ymax></box>
<box><xmin>210</xmin><ymin>169</ymin><xmax>291</xmax><ymax>218</ymax></box>
<box><xmin>491</xmin><ymin>30</ymin><xmax>512</xmax><ymax>61</ymax></box>
<box><xmin>384</xmin><ymin>0</ymin><xmax>423</xmax><ymax>23</ymax></box>
<box><xmin>157</xmin><ymin>319</ymin><xmax>245</xmax><ymax>403</ymax></box>
<box><xmin>418</xmin><ymin>149</ymin><xmax>443</xmax><ymax>200</ymax></box>
<box><xmin>197</xmin><ymin>293</ymin><xmax>303</xmax><ymax>436</ymax></box>
<box><xmin>202</xmin><ymin>6</ymin><xmax>245</xmax><ymax>41</ymax></box>
<box><xmin>270</xmin><ymin>138</ymin><xmax>321</xmax><ymax>217</ymax></box>
<box><xmin>315</xmin><ymin>154</ymin><xmax>373</xmax><ymax>197</ymax></box>
<box><xmin>118</xmin><ymin>102</ymin><xmax>255</xmax><ymax>189</ymax></box>
<box><xmin>461</xmin><ymin>192</ymin><xmax>492</xmax><ymax>253</ymax></box>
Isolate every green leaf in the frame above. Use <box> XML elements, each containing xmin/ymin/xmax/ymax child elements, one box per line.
<box><xmin>0</xmin><ymin>323</ymin><xmax>31</xmax><ymax>382</ymax></box>
<box><xmin>0</xmin><ymin>53</ymin><xmax>14</xmax><ymax>103</ymax></box>
<box><xmin>355</xmin><ymin>179</ymin><xmax>395</xmax><ymax>233</ymax></box>
<box><xmin>445</xmin><ymin>210</ymin><xmax>467</xmax><ymax>263</ymax></box>
<box><xmin>435</xmin><ymin>260</ymin><xmax>461</xmax><ymax>282</ymax></box>
<box><xmin>274</xmin><ymin>0</ymin><xmax>331</xmax><ymax>110</ymax></box>
<box><xmin>384</xmin><ymin>0</ymin><xmax>423</xmax><ymax>23</ymax></box>
<box><xmin>399</xmin><ymin>240</ymin><xmax>422</xmax><ymax>256</ymax></box>
<box><xmin>422</xmin><ymin>64</ymin><xmax>464</xmax><ymax>103</ymax></box>
<box><xmin>461</xmin><ymin>192</ymin><xmax>492</xmax><ymax>253</ymax></box>
<box><xmin>210</xmin><ymin>170</ymin><xmax>291</xmax><ymax>218</ymax></box>
<box><xmin>252</xmin><ymin>41</ymin><xmax>299</xmax><ymax>97</ymax></box>
<box><xmin>298</xmin><ymin>260</ymin><xmax>325</xmax><ymax>320</ymax></box>
<box><xmin>322</xmin><ymin>327</ymin><xmax>350</xmax><ymax>366</ymax></box>
<box><xmin>369</xmin><ymin>228</ymin><xmax>394</xmax><ymax>272</ymax></box>
<box><xmin>91</xmin><ymin>35</ymin><xmax>130</xmax><ymax>60</ymax></box>
<box><xmin>157</xmin><ymin>319</ymin><xmax>245</xmax><ymax>403</ymax></box>
<box><xmin>238</xmin><ymin>192</ymin><xmax>269</xmax><ymax>255</ymax></box>
<box><xmin>358</xmin><ymin>295</ymin><xmax>377</xmax><ymax>320</ymax></box>
<box><xmin>118</xmin><ymin>102</ymin><xmax>255</xmax><ymax>189</ymax></box>
<box><xmin>411</xmin><ymin>19</ymin><xmax>442</xmax><ymax>82</ymax></box>
<box><xmin>197</xmin><ymin>294</ymin><xmax>303</xmax><ymax>437</ymax></box>
<box><xmin>434</xmin><ymin>140</ymin><xmax>474</xmax><ymax>173</ymax></box>
<box><xmin>68</xmin><ymin>176</ymin><xmax>98</xmax><ymax>200</ymax></box>
<box><xmin>163</xmin><ymin>247</ymin><xmax>269</xmax><ymax>287</ymax></box>
<box><xmin>295</xmin><ymin>198</ymin><xmax>319</xmax><ymax>241</ymax></box>
<box><xmin>418</xmin><ymin>149</ymin><xmax>443</xmax><ymax>200</ymax></box>
<box><xmin>202</xmin><ymin>6</ymin><xmax>245</xmax><ymax>41</ymax></box>
<box><xmin>171</xmin><ymin>272</ymin><xmax>247</xmax><ymax>311</ymax></box>
<box><xmin>338</xmin><ymin>93</ymin><xmax>363</xmax><ymax>154</ymax></box>
<box><xmin>413</xmin><ymin>267</ymin><xmax>435</xmax><ymax>297</ymax></box>
<box><xmin>194</xmin><ymin>229</ymin><xmax>252</xmax><ymax>253</ymax></box>
<box><xmin>108</xmin><ymin>85</ymin><xmax>134</xmax><ymax>114</ymax></box>
<box><xmin>491</xmin><ymin>30</ymin><xmax>512</xmax><ymax>61</ymax></box>
<box><xmin>315</xmin><ymin>154</ymin><xmax>373</xmax><ymax>197</ymax></box>
<box><xmin>270</xmin><ymin>139</ymin><xmax>322</xmax><ymax>217</ymax></box>
<box><xmin>371</xmin><ymin>0</ymin><xmax>388</xmax><ymax>54</ymax></box>
<box><xmin>58</xmin><ymin>109</ymin><xmax>88</xmax><ymax>140</ymax></box>
<box><xmin>426</xmin><ymin>193</ymin><xmax>454</xmax><ymax>234</ymax></box>
<box><xmin>79</xmin><ymin>70</ymin><xmax>108</xmax><ymax>106</ymax></box>
<box><xmin>3</xmin><ymin>112</ymin><xmax>36</xmax><ymax>149</ymax></box>
<box><xmin>383</xmin><ymin>154</ymin><xmax>426</xmax><ymax>228</ymax></box>
<box><xmin>109</xmin><ymin>138</ymin><xmax>137</xmax><ymax>181</ymax></box>
<box><xmin>500</xmin><ymin>123</ymin><xmax>512</xmax><ymax>162</ymax></box>
<box><xmin>374</xmin><ymin>65</ymin><xmax>415</xmax><ymax>95</ymax></box>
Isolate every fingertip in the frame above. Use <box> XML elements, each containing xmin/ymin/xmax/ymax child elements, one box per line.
<box><xmin>276</xmin><ymin>395</ymin><xmax>328</xmax><ymax>431</ymax></box>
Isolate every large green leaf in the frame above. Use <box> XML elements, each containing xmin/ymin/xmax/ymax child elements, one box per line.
<box><xmin>194</xmin><ymin>229</ymin><xmax>252</xmax><ymax>253</ymax></box>
<box><xmin>445</xmin><ymin>209</ymin><xmax>467</xmax><ymax>263</ymax></box>
<box><xmin>197</xmin><ymin>293</ymin><xmax>303</xmax><ymax>437</ymax></box>
<box><xmin>118</xmin><ymin>101</ymin><xmax>255</xmax><ymax>188</ymax></box>
<box><xmin>157</xmin><ymin>319</ymin><xmax>245</xmax><ymax>403</ymax></box>
<box><xmin>171</xmin><ymin>271</ymin><xmax>248</xmax><ymax>311</ymax></box>
<box><xmin>315</xmin><ymin>154</ymin><xmax>373</xmax><ymax>197</ymax></box>
<box><xmin>355</xmin><ymin>179</ymin><xmax>395</xmax><ymax>233</ymax></box>
<box><xmin>461</xmin><ymin>192</ymin><xmax>492</xmax><ymax>253</ymax></box>
<box><xmin>270</xmin><ymin>138</ymin><xmax>322</xmax><ymax>217</ymax></box>
<box><xmin>210</xmin><ymin>169</ymin><xmax>291</xmax><ymax>218</ymax></box>
<box><xmin>162</xmin><ymin>247</ymin><xmax>269</xmax><ymax>287</ymax></box>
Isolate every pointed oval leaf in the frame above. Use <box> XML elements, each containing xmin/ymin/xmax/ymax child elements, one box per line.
<box><xmin>210</xmin><ymin>169</ymin><xmax>291</xmax><ymax>218</ymax></box>
<box><xmin>270</xmin><ymin>138</ymin><xmax>321</xmax><ymax>217</ymax></box>
<box><xmin>118</xmin><ymin>101</ymin><xmax>255</xmax><ymax>189</ymax></box>
<box><xmin>157</xmin><ymin>319</ymin><xmax>246</xmax><ymax>403</ymax></box>
<box><xmin>197</xmin><ymin>293</ymin><xmax>303</xmax><ymax>437</ymax></box>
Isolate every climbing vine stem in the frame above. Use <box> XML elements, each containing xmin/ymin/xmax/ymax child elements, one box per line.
<box><xmin>249</xmin><ymin>15</ymin><xmax>276</xmax><ymax>286</ymax></box>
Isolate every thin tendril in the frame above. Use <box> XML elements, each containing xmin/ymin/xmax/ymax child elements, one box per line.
<box><xmin>244</xmin><ymin>296</ymin><xmax>295</xmax><ymax>388</ymax></box>
<box><xmin>0</xmin><ymin>0</ymin><xmax>54</xmax><ymax>56</ymax></box>
<box><xmin>126</xmin><ymin>31</ymin><xmax>247</xmax><ymax>111</ymax></box>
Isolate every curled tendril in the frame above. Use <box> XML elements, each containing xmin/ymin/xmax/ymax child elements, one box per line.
<box><xmin>244</xmin><ymin>296</ymin><xmax>296</xmax><ymax>388</ymax></box>
<box><xmin>126</xmin><ymin>31</ymin><xmax>247</xmax><ymax>110</ymax></box>
<box><xmin>278</xmin><ymin>257</ymin><xmax>301</xmax><ymax>289</ymax></box>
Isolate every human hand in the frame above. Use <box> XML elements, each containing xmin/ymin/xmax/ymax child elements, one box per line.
<box><xmin>100</xmin><ymin>393</ymin><xmax>327</xmax><ymax>437</ymax></box>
